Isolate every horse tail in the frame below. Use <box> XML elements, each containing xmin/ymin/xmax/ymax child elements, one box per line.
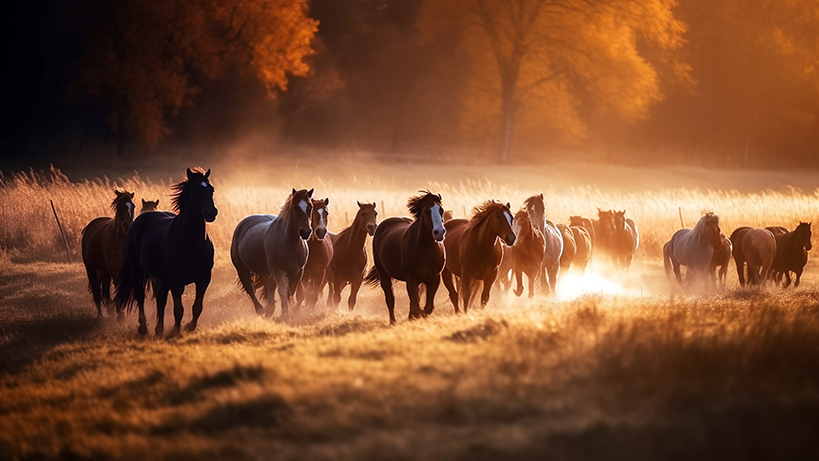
<box><xmin>114</xmin><ymin>262</ymin><xmax>134</xmax><ymax>313</ymax></box>
<box><xmin>663</xmin><ymin>241</ymin><xmax>673</xmax><ymax>281</ymax></box>
<box><xmin>364</xmin><ymin>266</ymin><xmax>380</xmax><ymax>286</ymax></box>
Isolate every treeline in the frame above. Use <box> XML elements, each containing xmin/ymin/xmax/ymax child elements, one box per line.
<box><xmin>3</xmin><ymin>0</ymin><xmax>819</xmax><ymax>167</ymax></box>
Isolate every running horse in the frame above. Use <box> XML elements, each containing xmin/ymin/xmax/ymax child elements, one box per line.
<box><xmin>231</xmin><ymin>188</ymin><xmax>314</xmax><ymax>319</ymax></box>
<box><xmin>612</xmin><ymin>210</ymin><xmax>639</xmax><ymax>269</ymax></box>
<box><xmin>770</xmin><ymin>222</ymin><xmax>812</xmax><ymax>288</ymax></box>
<box><xmin>115</xmin><ymin>168</ymin><xmax>217</xmax><ymax>336</ymax></box>
<box><xmin>82</xmin><ymin>190</ymin><xmax>135</xmax><ymax>316</ymax></box>
<box><xmin>510</xmin><ymin>208</ymin><xmax>545</xmax><ymax>298</ymax></box>
<box><xmin>710</xmin><ymin>233</ymin><xmax>732</xmax><ymax>287</ymax></box>
<box><xmin>365</xmin><ymin>191</ymin><xmax>446</xmax><ymax>325</ymax></box>
<box><xmin>523</xmin><ymin>194</ymin><xmax>563</xmax><ymax>295</ymax></box>
<box><xmin>731</xmin><ymin>226</ymin><xmax>776</xmax><ymax>286</ymax></box>
<box><xmin>295</xmin><ymin>198</ymin><xmax>333</xmax><ymax>310</ymax></box>
<box><xmin>326</xmin><ymin>201</ymin><xmax>378</xmax><ymax>311</ymax></box>
<box><xmin>663</xmin><ymin>212</ymin><xmax>721</xmax><ymax>290</ymax></box>
<box><xmin>441</xmin><ymin>201</ymin><xmax>516</xmax><ymax>313</ymax></box>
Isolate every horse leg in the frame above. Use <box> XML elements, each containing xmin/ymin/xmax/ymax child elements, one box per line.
<box><xmin>154</xmin><ymin>282</ymin><xmax>170</xmax><ymax>336</ymax></box>
<box><xmin>186</xmin><ymin>273</ymin><xmax>210</xmax><ymax>332</ymax></box>
<box><xmin>331</xmin><ymin>278</ymin><xmax>344</xmax><ymax>308</ymax></box>
<box><xmin>406</xmin><ymin>278</ymin><xmax>423</xmax><ymax>320</ymax></box>
<box><xmin>380</xmin><ymin>276</ymin><xmax>396</xmax><ymax>326</ymax></box>
<box><xmin>441</xmin><ymin>268</ymin><xmax>459</xmax><ymax>313</ymax></box>
<box><xmin>236</xmin><ymin>264</ymin><xmax>265</xmax><ymax>315</ymax></box>
<box><xmin>783</xmin><ymin>270</ymin><xmax>793</xmax><ymax>288</ymax></box>
<box><xmin>347</xmin><ymin>274</ymin><xmax>363</xmax><ymax>311</ymax></box>
<box><xmin>514</xmin><ymin>267</ymin><xmax>524</xmax><ymax>297</ymax></box>
<box><xmin>480</xmin><ymin>272</ymin><xmax>497</xmax><ymax>308</ymax></box>
<box><xmin>794</xmin><ymin>269</ymin><xmax>802</xmax><ymax>288</ymax></box>
<box><xmin>672</xmin><ymin>261</ymin><xmax>683</xmax><ymax>286</ymax></box>
<box><xmin>264</xmin><ymin>277</ymin><xmax>277</xmax><ymax>317</ymax></box>
<box><xmin>100</xmin><ymin>272</ymin><xmax>113</xmax><ymax>314</ymax></box>
<box><xmin>423</xmin><ymin>275</ymin><xmax>440</xmax><ymax>317</ymax></box>
<box><xmin>131</xmin><ymin>263</ymin><xmax>148</xmax><ymax>336</ymax></box>
<box><xmin>86</xmin><ymin>265</ymin><xmax>103</xmax><ymax>317</ymax></box>
<box><xmin>294</xmin><ymin>278</ymin><xmax>306</xmax><ymax>311</ymax></box>
<box><xmin>460</xmin><ymin>274</ymin><xmax>474</xmax><ymax>314</ymax></box>
<box><xmin>735</xmin><ymin>258</ymin><xmax>746</xmax><ymax>287</ymax></box>
<box><xmin>276</xmin><ymin>273</ymin><xmax>296</xmax><ymax>321</ymax></box>
<box><xmin>547</xmin><ymin>264</ymin><xmax>559</xmax><ymax>297</ymax></box>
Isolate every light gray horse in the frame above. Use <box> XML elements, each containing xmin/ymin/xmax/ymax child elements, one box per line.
<box><xmin>663</xmin><ymin>212</ymin><xmax>721</xmax><ymax>290</ymax></box>
<box><xmin>524</xmin><ymin>194</ymin><xmax>564</xmax><ymax>296</ymax></box>
<box><xmin>231</xmin><ymin>188</ymin><xmax>314</xmax><ymax>319</ymax></box>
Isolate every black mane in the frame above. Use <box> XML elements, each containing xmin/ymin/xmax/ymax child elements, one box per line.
<box><xmin>407</xmin><ymin>190</ymin><xmax>441</xmax><ymax>219</ymax></box>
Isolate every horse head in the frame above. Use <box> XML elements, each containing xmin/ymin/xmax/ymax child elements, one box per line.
<box><xmin>289</xmin><ymin>188</ymin><xmax>314</xmax><ymax>240</ymax></box>
<box><xmin>613</xmin><ymin>210</ymin><xmax>627</xmax><ymax>232</ymax></box>
<box><xmin>700</xmin><ymin>212</ymin><xmax>721</xmax><ymax>249</ymax></box>
<box><xmin>524</xmin><ymin>194</ymin><xmax>545</xmax><ymax>227</ymax></box>
<box><xmin>311</xmin><ymin>197</ymin><xmax>330</xmax><ymax>240</ymax></box>
<box><xmin>474</xmin><ymin>201</ymin><xmax>515</xmax><ymax>246</ymax></box>
<box><xmin>408</xmin><ymin>191</ymin><xmax>445</xmax><ymax>242</ymax></box>
<box><xmin>175</xmin><ymin>168</ymin><xmax>218</xmax><ymax>222</ymax></box>
<box><xmin>140</xmin><ymin>198</ymin><xmax>159</xmax><ymax>214</ymax></box>
<box><xmin>797</xmin><ymin>221</ymin><xmax>812</xmax><ymax>251</ymax></box>
<box><xmin>112</xmin><ymin>190</ymin><xmax>135</xmax><ymax>232</ymax></box>
<box><xmin>356</xmin><ymin>201</ymin><xmax>378</xmax><ymax>236</ymax></box>
<box><xmin>597</xmin><ymin>208</ymin><xmax>615</xmax><ymax>231</ymax></box>
<box><xmin>569</xmin><ymin>216</ymin><xmax>585</xmax><ymax>227</ymax></box>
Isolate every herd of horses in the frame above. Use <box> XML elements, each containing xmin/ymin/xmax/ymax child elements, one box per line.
<box><xmin>79</xmin><ymin>167</ymin><xmax>808</xmax><ymax>335</ymax></box>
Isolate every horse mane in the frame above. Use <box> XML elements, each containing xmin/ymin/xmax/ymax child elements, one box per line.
<box><xmin>111</xmin><ymin>190</ymin><xmax>133</xmax><ymax>213</ymax></box>
<box><xmin>170</xmin><ymin>167</ymin><xmax>208</xmax><ymax>213</ymax></box>
<box><xmin>523</xmin><ymin>195</ymin><xmax>544</xmax><ymax>213</ymax></box>
<box><xmin>279</xmin><ymin>189</ymin><xmax>312</xmax><ymax>219</ymax></box>
<box><xmin>692</xmin><ymin>212</ymin><xmax>719</xmax><ymax>234</ymax></box>
<box><xmin>470</xmin><ymin>201</ymin><xmax>506</xmax><ymax>225</ymax></box>
<box><xmin>407</xmin><ymin>190</ymin><xmax>441</xmax><ymax>219</ymax></box>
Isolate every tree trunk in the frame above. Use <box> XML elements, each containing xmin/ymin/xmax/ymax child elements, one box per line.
<box><xmin>498</xmin><ymin>80</ymin><xmax>516</xmax><ymax>163</ymax></box>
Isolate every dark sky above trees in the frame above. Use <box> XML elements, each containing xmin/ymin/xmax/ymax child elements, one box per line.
<box><xmin>2</xmin><ymin>0</ymin><xmax>819</xmax><ymax>167</ymax></box>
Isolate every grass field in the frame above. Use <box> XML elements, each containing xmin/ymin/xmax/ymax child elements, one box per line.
<box><xmin>1</xmin><ymin>159</ymin><xmax>819</xmax><ymax>459</ymax></box>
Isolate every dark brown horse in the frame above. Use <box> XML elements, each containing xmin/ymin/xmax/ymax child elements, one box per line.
<box><xmin>611</xmin><ymin>210</ymin><xmax>639</xmax><ymax>269</ymax></box>
<box><xmin>296</xmin><ymin>198</ymin><xmax>333</xmax><ymax>310</ymax></box>
<box><xmin>326</xmin><ymin>201</ymin><xmax>377</xmax><ymax>310</ymax></box>
<box><xmin>82</xmin><ymin>190</ymin><xmax>135</xmax><ymax>316</ymax></box>
<box><xmin>731</xmin><ymin>227</ymin><xmax>776</xmax><ymax>286</ymax></box>
<box><xmin>441</xmin><ymin>201</ymin><xmax>516</xmax><ymax>312</ymax></box>
<box><xmin>365</xmin><ymin>191</ymin><xmax>446</xmax><ymax>325</ymax></box>
<box><xmin>523</xmin><ymin>194</ymin><xmax>563</xmax><ymax>295</ymax></box>
<box><xmin>557</xmin><ymin>224</ymin><xmax>576</xmax><ymax>271</ymax></box>
<box><xmin>231</xmin><ymin>188</ymin><xmax>314</xmax><ymax>319</ymax></box>
<box><xmin>569</xmin><ymin>226</ymin><xmax>592</xmax><ymax>274</ymax></box>
<box><xmin>710</xmin><ymin>233</ymin><xmax>732</xmax><ymax>287</ymax></box>
<box><xmin>115</xmin><ymin>168</ymin><xmax>217</xmax><ymax>336</ymax></box>
<box><xmin>595</xmin><ymin>209</ymin><xmax>615</xmax><ymax>258</ymax></box>
<box><xmin>770</xmin><ymin>222</ymin><xmax>812</xmax><ymax>288</ymax></box>
<box><xmin>140</xmin><ymin>199</ymin><xmax>159</xmax><ymax>213</ymax></box>
<box><xmin>510</xmin><ymin>209</ymin><xmax>545</xmax><ymax>298</ymax></box>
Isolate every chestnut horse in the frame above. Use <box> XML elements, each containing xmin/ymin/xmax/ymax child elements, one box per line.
<box><xmin>231</xmin><ymin>188</ymin><xmax>314</xmax><ymax>319</ymax></box>
<box><xmin>365</xmin><ymin>191</ymin><xmax>446</xmax><ymax>325</ymax></box>
<box><xmin>731</xmin><ymin>226</ymin><xmax>776</xmax><ymax>286</ymax></box>
<box><xmin>710</xmin><ymin>233</ymin><xmax>732</xmax><ymax>287</ymax></box>
<box><xmin>663</xmin><ymin>212</ymin><xmax>721</xmax><ymax>290</ymax></box>
<box><xmin>511</xmin><ymin>208</ymin><xmax>545</xmax><ymax>298</ymax></box>
<box><xmin>326</xmin><ymin>201</ymin><xmax>377</xmax><ymax>310</ymax></box>
<box><xmin>295</xmin><ymin>198</ymin><xmax>333</xmax><ymax>310</ymax></box>
<box><xmin>770</xmin><ymin>222</ymin><xmax>812</xmax><ymax>288</ymax></box>
<box><xmin>115</xmin><ymin>168</ymin><xmax>217</xmax><ymax>336</ymax></box>
<box><xmin>557</xmin><ymin>224</ymin><xmax>576</xmax><ymax>272</ymax></box>
<box><xmin>441</xmin><ymin>201</ymin><xmax>516</xmax><ymax>313</ymax></box>
<box><xmin>569</xmin><ymin>226</ymin><xmax>592</xmax><ymax>274</ymax></box>
<box><xmin>612</xmin><ymin>210</ymin><xmax>639</xmax><ymax>269</ymax></box>
<box><xmin>82</xmin><ymin>190</ymin><xmax>135</xmax><ymax>316</ymax></box>
<box><xmin>524</xmin><ymin>194</ymin><xmax>563</xmax><ymax>295</ymax></box>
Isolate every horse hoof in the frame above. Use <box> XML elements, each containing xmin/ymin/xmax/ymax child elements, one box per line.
<box><xmin>185</xmin><ymin>322</ymin><xmax>197</xmax><ymax>332</ymax></box>
<box><xmin>137</xmin><ymin>324</ymin><xmax>148</xmax><ymax>336</ymax></box>
<box><xmin>155</xmin><ymin>326</ymin><xmax>164</xmax><ymax>336</ymax></box>
<box><xmin>166</xmin><ymin>328</ymin><xmax>182</xmax><ymax>339</ymax></box>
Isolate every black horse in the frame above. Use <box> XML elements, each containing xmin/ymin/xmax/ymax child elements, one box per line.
<box><xmin>115</xmin><ymin>168</ymin><xmax>218</xmax><ymax>336</ymax></box>
<box><xmin>771</xmin><ymin>222</ymin><xmax>812</xmax><ymax>288</ymax></box>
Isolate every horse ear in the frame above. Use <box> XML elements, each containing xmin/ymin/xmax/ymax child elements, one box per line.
<box><xmin>142</xmin><ymin>199</ymin><xmax>147</xmax><ymax>205</ymax></box>
<box><xmin>308</xmin><ymin>188</ymin><xmax>314</xmax><ymax>197</ymax></box>
<box><xmin>204</xmin><ymin>169</ymin><xmax>211</xmax><ymax>179</ymax></box>
<box><xmin>114</xmin><ymin>190</ymin><xmax>122</xmax><ymax>197</ymax></box>
<box><xmin>539</xmin><ymin>193</ymin><xmax>543</xmax><ymax>199</ymax></box>
<box><xmin>506</xmin><ymin>202</ymin><xmax>511</xmax><ymax>209</ymax></box>
<box><xmin>437</xmin><ymin>193</ymin><xmax>442</xmax><ymax>201</ymax></box>
<box><xmin>292</xmin><ymin>188</ymin><xmax>297</xmax><ymax>195</ymax></box>
<box><xmin>187</xmin><ymin>168</ymin><xmax>194</xmax><ymax>179</ymax></box>
<box><xmin>372</xmin><ymin>202</ymin><xmax>377</xmax><ymax>208</ymax></box>
<box><xmin>324</xmin><ymin>197</ymin><xmax>329</xmax><ymax>206</ymax></box>
<box><xmin>357</xmin><ymin>201</ymin><xmax>362</xmax><ymax>207</ymax></box>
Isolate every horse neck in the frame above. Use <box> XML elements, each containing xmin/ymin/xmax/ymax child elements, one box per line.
<box><xmin>517</xmin><ymin>218</ymin><xmax>533</xmax><ymax>241</ymax></box>
<box><xmin>468</xmin><ymin>216</ymin><xmax>499</xmax><ymax>246</ymax></box>
<box><xmin>174</xmin><ymin>207</ymin><xmax>207</xmax><ymax>243</ymax></box>
<box><xmin>112</xmin><ymin>209</ymin><xmax>129</xmax><ymax>236</ymax></box>
<box><xmin>409</xmin><ymin>214</ymin><xmax>435</xmax><ymax>246</ymax></box>
<box><xmin>346</xmin><ymin>213</ymin><xmax>369</xmax><ymax>246</ymax></box>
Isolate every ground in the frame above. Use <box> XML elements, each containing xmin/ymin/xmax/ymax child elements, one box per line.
<box><xmin>1</xmin><ymin>159</ymin><xmax>819</xmax><ymax>459</ymax></box>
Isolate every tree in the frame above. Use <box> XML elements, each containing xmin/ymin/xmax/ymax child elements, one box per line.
<box><xmin>72</xmin><ymin>0</ymin><xmax>317</xmax><ymax>151</ymax></box>
<box><xmin>420</xmin><ymin>0</ymin><xmax>687</xmax><ymax>162</ymax></box>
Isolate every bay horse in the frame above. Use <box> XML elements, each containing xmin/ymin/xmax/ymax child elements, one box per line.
<box><xmin>557</xmin><ymin>224</ymin><xmax>576</xmax><ymax>271</ymax></box>
<box><xmin>81</xmin><ymin>190</ymin><xmax>135</xmax><ymax>316</ymax></box>
<box><xmin>441</xmin><ymin>201</ymin><xmax>516</xmax><ymax>313</ymax></box>
<box><xmin>663</xmin><ymin>212</ymin><xmax>721</xmax><ymax>290</ymax></box>
<box><xmin>231</xmin><ymin>188</ymin><xmax>314</xmax><ymax>319</ymax></box>
<box><xmin>510</xmin><ymin>208</ymin><xmax>545</xmax><ymax>298</ymax></box>
<box><xmin>295</xmin><ymin>198</ymin><xmax>333</xmax><ymax>310</ymax></box>
<box><xmin>710</xmin><ymin>233</ymin><xmax>732</xmax><ymax>287</ymax></box>
<box><xmin>731</xmin><ymin>227</ymin><xmax>776</xmax><ymax>286</ymax></box>
<box><xmin>365</xmin><ymin>191</ymin><xmax>446</xmax><ymax>325</ymax></box>
<box><xmin>326</xmin><ymin>201</ymin><xmax>377</xmax><ymax>311</ymax></box>
<box><xmin>612</xmin><ymin>210</ymin><xmax>639</xmax><ymax>269</ymax></box>
<box><xmin>770</xmin><ymin>222</ymin><xmax>812</xmax><ymax>288</ymax></box>
<box><xmin>569</xmin><ymin>226</ymin><xmax>592</xmax><ymax>274</ymax></box>
<box><xmin>115</xmin><ymin>168</ymin><xmax>217</xmax><ymax>336</ymax></box>
<box><xmin>523</xmin><ymin>194</ymin><xmax>563</xmax><ymax>295</ymax></box>
<box><xmin>140</xmin><ymin>199</ymin><xmax>159</xmax><ymax>214</ymax></box>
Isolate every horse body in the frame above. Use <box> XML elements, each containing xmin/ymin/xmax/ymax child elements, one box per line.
<box><xmin>366</xmin><ymin>192</ymin><xmax>446</xmax><ymax>325</ymax></box>
<box><xmin>664</xmin><ymin>212</ymin><xmax>721</xmax><ymax>290</ymax></box>
<box><xmin>740</xmin><ymin>228</ymin><xmax>776</xmax><ymax>285</ymax></box>
<box><xmin>730</xmin><ymin>226</ymin><xmax>753</xmax><ymax>286</ymax></box>
<box><xmin>326</xmin><ymin>202</ymin><xmax>377</xmax><ymax>310</ymax></box>
<box><xmin>557</xmin><ymin>224</ymin><xmax>576</xmax><ymax>272</ymax></box>
<box><xmin>569</xmin><ymin>226</ymin><xmax>592</xmax><ymax>274</ymax></box>
<box><xmin>82</xmin><ymin>190</ymin><xmax>135</xmax><ymax>316</ymax></box>
<box><xmin>569</xmin><ymin>216</ymin><xmax>596</xmax><ymax>248</ymax></box>
<box><xmin>771</xmin><ymin>222</ymin><xmax>811</xmax><ymax>288</ymax></box>
<box><xmin>710</xmin><ymin>234</ymin><xmax>732</xmax><ymax>287</ymax></box>
<box><xmin>115</xmin><ymin>168</ymin><xmax>217</xmax><ymax>336</ymax></box>
<box><xmin>612</xmin><ymin>211</ymin><xmax>638</xmax><ymax>269</ymax></box>
<box><xmin>441</xmin><ymin>202</ymin><xmax>516</xmax><ymax>312</ymax></box>
<box><xmin>594</xmin><ymin>209</ymin><xmax>615</xmax><ymax>258</ymax></box>
<box><xmin>296</xmin><ymin>198</ymin><xmax>333</xmax><ymax>310</ymax></box>
<box><xmin>231</xmin><ymin>188</ymin><xmax>314</xmax><ymax>319</ymax></box>
<box><xmin>524</xmin><ymin>194</ymin><xmax>563</xmax><ymax>295</ymax></box>
<box><xmin>511</xmin><ymin>209</ymin><xmax>545</xmax><ymax>298</ymax></box>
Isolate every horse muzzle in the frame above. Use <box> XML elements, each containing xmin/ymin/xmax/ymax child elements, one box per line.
<box><xmin>315</xmin><ymin>227</ymin><xmax>327</xmax><ymax>241</ymax></box>
<box><xmin>504</xmin><ymin>233</ymin><xmax>516</xmax><ymax>246</ymax></box>
<box><xmin>299</xmin><ymin>228</ymin><xmax>312</xmax><ymax>240</ymax></box>
<box><xmin>432</xmin><ymin>228</ymin><xmax>446</xmax><ymax>242</ymax></box>
<box><xmin>367</xmin><ymin>224</ymin><xmax>376</xmax><ymax>236</ymax></box>
<box><xmin>204</xmin><ymin>207</ymin><xmax>218</xmax><ymax>223</ymax></box>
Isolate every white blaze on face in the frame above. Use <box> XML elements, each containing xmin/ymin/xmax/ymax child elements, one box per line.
<box><xmin>430</xmin><ymin>203</ymin><xmax>444</xmax><ymax>234</ymax></box>
<box><xmin>299</xmin><ymin>200</ymin><xmax>308</xmax><ymax>216</ymax></box>
<box><xmin>125</xmin><ymin>201</ymin><xmax>133</xmax><ymax>217</ymax></box>
<box><xmin>317</xmin><ymin>207</ymin><xmax>326</xmax><ymax>228</ymax></box>
<box><xmin>503</xmin><ymin>211</ymin><xmax>513</xmax><ymax>230</ymax></box>
<box><xmin>201</xmin><ymin>181</ymin><xmax>208</xmax><ymax>188</ymax></box>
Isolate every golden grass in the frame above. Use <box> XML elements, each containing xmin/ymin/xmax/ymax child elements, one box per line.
<box><xmin>1</xmin><ymin>161</ymin><xmax>819</xmax><ymax>459</ymax></box>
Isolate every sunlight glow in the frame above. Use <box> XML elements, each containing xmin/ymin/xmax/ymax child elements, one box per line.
<box><xmin>557</xmin><ymin>271</ymin><xmax>625</xmax><ymax>301</ymax></box>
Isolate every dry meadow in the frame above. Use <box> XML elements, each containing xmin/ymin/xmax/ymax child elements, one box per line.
<box><xmin>1</xmin><ymin>159</ymin><xmax>819</xmax><ymax>459</ymax></box>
